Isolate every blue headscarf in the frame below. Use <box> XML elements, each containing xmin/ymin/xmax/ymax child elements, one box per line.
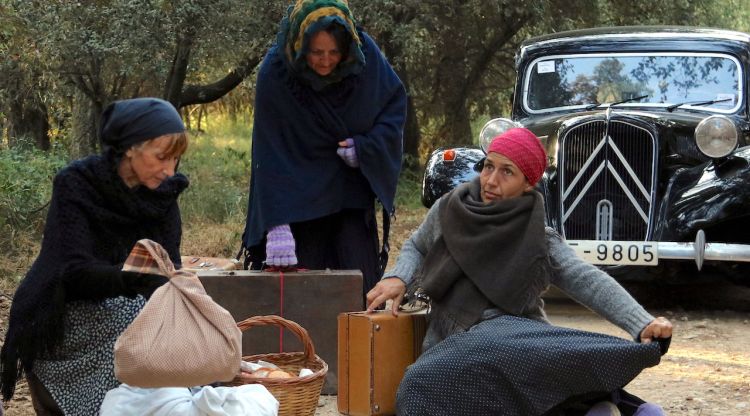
<box><xmin>100</xmin><ymin>98</ymin><xmax>185</xmax><ymax>155</ymax></box>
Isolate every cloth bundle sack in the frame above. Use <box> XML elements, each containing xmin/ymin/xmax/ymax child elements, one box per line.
<box><xmin>114</xmin><ymin>239</ymin><xmax>242</xmax><ymax>387</ymax></box>
<box><xmin>100</xmin><ymin>384</ymin><xmax>279</xmax><ymax>416</ymax></box>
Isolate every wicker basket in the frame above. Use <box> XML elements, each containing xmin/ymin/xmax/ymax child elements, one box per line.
<box><xmin>225</xmin><ymin>315</ymin><xmax>328</xmax><ymax>416</ymax></box>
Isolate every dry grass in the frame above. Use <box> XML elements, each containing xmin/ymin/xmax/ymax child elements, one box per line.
<box><xmin>181</xmin><ymin>215</ymin><xmax>246</xmax><ymax>259</ymax></box>
<box><xmin>0</xmin><ymin>234</ymin><xmax>40</xmax><ymax>293</ymax></box>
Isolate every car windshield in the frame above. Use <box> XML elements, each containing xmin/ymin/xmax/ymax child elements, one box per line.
<box><xmin>524</xmin><ymin>53</ymin><xmax>741</xmax><ymax>114</ymax></box>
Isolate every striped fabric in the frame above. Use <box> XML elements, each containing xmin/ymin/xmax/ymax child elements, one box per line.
<box><xmin>122</xmin><ymin>238</ymin><xmax>193</xmax><ymax>280</ymax></box>
<box><xmin>286</xmin><ymin>0</ymin><xmax>360</xmax><ymax>56</ymax></box>
<box><xmin>279</xmin><ymin>0</ymin><xmax>366</xmax><ymax>86</ymax></box>
<box><xmin>121</xmin><ymin>242</ymin><xmax>165</xmax><ymax>275</ymax></box>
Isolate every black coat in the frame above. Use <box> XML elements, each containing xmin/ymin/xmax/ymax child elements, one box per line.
<box><xmin>0</xmin><ymin>155</ymin><xmax>188</xmax><ymax>400</ymax></box>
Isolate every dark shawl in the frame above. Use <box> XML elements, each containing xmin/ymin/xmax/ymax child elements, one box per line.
<box><xmin>242</xmin><ymin>26</ymin><xmax>406</xmax><ymax>249</ymax></box>
<box><xmin>0</xmin><ymin>155</ymin><xmax>187</xmax><ymax>400</ymax></box>
<box><xmin>420</xmin><ymin>178</ymin><xmax>550</xmax><ymax>335</ymax></box>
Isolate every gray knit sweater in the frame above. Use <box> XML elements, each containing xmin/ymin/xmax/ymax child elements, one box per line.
<box><xmin>385</xmin><ymin>198</ymin><xmax>655</xmax><ymax>340</ymax></box>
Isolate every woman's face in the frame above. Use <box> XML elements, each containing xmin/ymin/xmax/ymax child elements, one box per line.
<box><xmin>306</xmin><ymin>30</ymin><xmax>342</xmax><ymax>76</ymax></box>
<box><xmin>479</xmin><ymin>152</ymin><xmax>533</xmax><ymax>203</ymax></box>
<box><xmin>119</xmin><ymin>134</ymin><xmax>184</xmax><ymax>190</ymax></box>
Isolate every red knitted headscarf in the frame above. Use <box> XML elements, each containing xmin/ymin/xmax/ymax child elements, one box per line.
<box><xmin>487</xmin><ymin>127</ymin><xmax>547</xmax><ymax>186</ymax></box>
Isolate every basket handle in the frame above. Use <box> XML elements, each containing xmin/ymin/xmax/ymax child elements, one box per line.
<box><xmin>236</xmin><ymin>315</ymin><xmax>316</xmax><ymax>362</ymax></box>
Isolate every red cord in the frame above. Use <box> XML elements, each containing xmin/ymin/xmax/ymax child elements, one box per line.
<box><xmin>279</xmin><ymin>270</ymin><xmax>284</xmax><ymax>352</ymax></box>
<box><xmin>262</xmin><ymin>266</ymin><xmax>309</xmax><ymax>352</ymax></box>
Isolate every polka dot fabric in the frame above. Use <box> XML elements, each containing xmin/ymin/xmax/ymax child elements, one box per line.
<box><xmin>33</xmin><ymin>296</ymin><xmax>146</xmax><ymax>415</ymax></box>
<box><xmin>396</xmin><ymin>315</ymin><xmax>661</xmax><ymax>416</ymax></box>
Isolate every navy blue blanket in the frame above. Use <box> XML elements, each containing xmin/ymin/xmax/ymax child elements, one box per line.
<box><xmin>242</xmin><ymin>31</ymin><xmax>406</xmax><ymax>248</ymax></box>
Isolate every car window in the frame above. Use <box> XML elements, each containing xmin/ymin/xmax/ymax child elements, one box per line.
<box><xmin>524</xmin><ymin>53</ymin><xmax>741</xmax><ymax>114</ymax></box>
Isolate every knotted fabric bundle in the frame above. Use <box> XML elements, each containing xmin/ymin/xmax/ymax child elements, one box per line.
<box><xmin>114</xmin><ymin>239</ymin><xmax>242</xmax><ymax>388</ymax></box>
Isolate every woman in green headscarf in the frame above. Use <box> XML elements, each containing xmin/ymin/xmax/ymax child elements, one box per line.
<box><xmin>242</xmin><ymin>0</ymin><xmax>407</xmax><ymax>299</ymax></box>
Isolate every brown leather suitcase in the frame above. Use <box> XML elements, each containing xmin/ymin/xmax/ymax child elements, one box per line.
<box><xmin>197</xmin><ymin>269</ymin><xmax>363</xmax><ymax>394</ymax></box>
<box><xmin>337</xmin><ymin>310</ymin><xmax>427</xmax><ymax>416</ymax></box>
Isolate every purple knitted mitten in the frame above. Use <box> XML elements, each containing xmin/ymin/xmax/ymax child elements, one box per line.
<box><xmin>337</xmin><ymin>138</ymin><xmax>359</xmax><ymax>168</ymax></box>
<box><xmin>633</xmin><ymin>403</ymin><xmax>665</xmax><ymax>416</ymax></box>
<box><xmin>265</xmin><ymin>224</ymin><xmax>297</xmax><ymax>267</ymax></box>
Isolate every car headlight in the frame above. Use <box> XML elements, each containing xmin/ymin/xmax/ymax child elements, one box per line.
<box><xmin>695</xmin><ymin>115</ymin><xmax>738</xmax><ymax>158</ymax></box>
<box><xmin>478</xmin><ymin>118</ymin><xmax>521</xmax><ymax>152</ymax></box>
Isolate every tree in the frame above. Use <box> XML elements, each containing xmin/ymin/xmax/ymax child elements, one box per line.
<box><xmin>4</xmin><ymin>0</ymin><xmax>286</xmax><ymax>155</ymax></box>
<box><xmin>354</xmin><ymin>0</ymin><xmax>421</xmax><ymax>160</ymax></box>
<box><xmin>2</xmin><ymin>0</ymin><xmax>745</xmax><ymax>159</ymax></box>
<box><xmin>353</xmin><ymin>0</ymin><xmax>601</xmax><ymax>150</ymax></box>
<box><xmin>377</xmin><ymin>0</ymin><xmax>741</xmax><ymax>150</ymax></box>
<box><xmin>0</xmin><ymin>2</ymin><xmax>51</xmax><ymax>150</ymax></box>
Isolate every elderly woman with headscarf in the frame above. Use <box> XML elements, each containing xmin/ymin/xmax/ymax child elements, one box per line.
<box><xmin>241</xmin><ymin>0</ymin><xmax>406</xmax><ymax>298</ymax></box>
<box><xmin>367</xmin><ymin>128</ymin><xmax>673</xmax><ymax>416</ymax></box>
<box><xmin>0</xmin><ymin>98</ymin><xmax>189</xmax><ymax>415</ymax></box>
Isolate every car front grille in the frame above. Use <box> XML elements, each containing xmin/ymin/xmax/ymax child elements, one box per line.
<box><xmin>559</xmin><ymin>119</ymin><xmax>656</xmax><ymax>241</ymax></box>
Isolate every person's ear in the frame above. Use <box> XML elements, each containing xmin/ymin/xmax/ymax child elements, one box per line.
<box><xmin>524</xmin><ymin>181</ymin><xmax>534</xmax><ymax>193</ymax></box>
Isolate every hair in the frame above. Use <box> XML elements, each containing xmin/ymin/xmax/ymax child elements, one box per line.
<box><xmin>131</xmin><ymin>131</ymin><xmax>189</xmax><ymax>158</ymax></box>
<box><xmin>324</xmin><ymin>23</ymin><xmax>351</xmax><ymax>62</ymax></box>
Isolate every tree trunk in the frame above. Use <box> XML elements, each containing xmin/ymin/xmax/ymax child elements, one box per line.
<box><xmin>432</xmin><ymin>11</ymin><xmax>532</xmax><ymax>149</ymax></box>
<box><xmin>179</xmin><ymin>55</ymin><xmax>261</xmax><ymax>107</ymax></box>
<box><xmin>7</xmin><ymin>96</ymin><xmax>50</xmax><ymax>151</ymax></box>
<box><xmin>164</xmin><ymin>27</ymin><xmax>195</xmax><ymax>108</ymax></box>
<box><xmin>436</xmin><ymin>100</ymin><xmax>472</xmax><ymax>148</ymax></box>
<box><xmin>68</xmin><ymin>91</ymin><xmax>100</xmax><ymax>159</ymax></box>
<box><xmin>397</xmin><ymin>71</ymin><xmax>421</xmax><ymax>162</ymax></box>
<box><xmin>4</xmin><ymin>61</ymin><xmax>51</xmax><ymax>150</ymax></box>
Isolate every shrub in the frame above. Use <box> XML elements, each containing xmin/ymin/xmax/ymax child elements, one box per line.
<box><xmin>0</xmin><ymin>146</ymin><xmax>67</xmax><ymax>285</ymax></box>
<box><xmin>178</xmin><ymin>127</ymin><xmax>252</xmax><ymax>225</ymax></box>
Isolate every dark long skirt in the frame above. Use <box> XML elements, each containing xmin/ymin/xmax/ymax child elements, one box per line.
<box><xmin>396</xmin><ymin>315</ymin><xmax>662</xmax><ymax>416</ymax></box>
<box><xmin>291</xmin><ymin>207</ymin><xmax>381</xmax><ymax>298</ymax></box>
<box><xmin>246</xmin><ymin>207</ymin><xmax>381</xmax><ymax>299</ymax></box>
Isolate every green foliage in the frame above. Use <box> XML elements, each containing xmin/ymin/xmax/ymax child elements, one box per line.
<box><xmin>353</xmin><ymin>0</ymin><xmax>747</xmax><ymax>151</ymax></box>
<box><xmin>395</xmin><ymin>155</ymin><xmax>425</xmax><ymax>210</ymax></box>
<box><xmin>178</xmin><ymin>117</ymin><xmax>252</xmax><ymax>224</ymax></box>
<box><xmin>0</xmin><ymin>146</ymin><xmax>67</xmax><ymax>252</ymax></box>
<box><xmin>3</xmin><ymin>0</ymin><xmax>750</xmax><ymax>164</ymax></box>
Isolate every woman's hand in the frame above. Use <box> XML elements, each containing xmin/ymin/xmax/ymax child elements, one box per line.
<box><xmin>265</xmin><ymin>224</ymin><xmax>297</xmax><ymax>267</ymax></box>
<box><xmin>640</xmin><ymin>316</ymin><xmax>673</xmax><ymax>343</ymax></box>
<box><xmin>337</xmin><ymin>138</ymin><xmax>359</xmax><ymax>168</ymax></box>
<box><xmin>366</xmin><ymin>277</ymin><xmax>406</xmax><ymax>316</ymax></box>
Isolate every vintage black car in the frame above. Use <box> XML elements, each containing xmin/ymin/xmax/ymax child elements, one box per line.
<box><xmin>422</xmin><ymin>26</ymin><xmax>750</xmax><ymax>282</ymax></box>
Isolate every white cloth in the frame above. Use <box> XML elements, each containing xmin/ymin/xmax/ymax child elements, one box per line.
<box><xmin>99</xmin><ymin>384</ymin><xmax>278</xmax><ymax>416</ymax></box>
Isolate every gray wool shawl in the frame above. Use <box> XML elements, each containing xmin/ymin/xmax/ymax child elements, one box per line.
<box><xmin>420</xmin><ymin>178</ymin><xmax>550</xmax><ymax>332</ymax></box>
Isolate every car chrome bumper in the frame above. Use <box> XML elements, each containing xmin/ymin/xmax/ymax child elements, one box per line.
<box><xmin>570</xmin><ymin>230</ymin><xmax>750</xmax><ymax>270</ymax></box>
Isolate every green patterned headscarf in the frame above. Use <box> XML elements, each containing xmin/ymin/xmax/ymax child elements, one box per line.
<box><xmin>277</xmin><ymin>0</ymin><xmax>366</xmax><ymax>90</ymax></box>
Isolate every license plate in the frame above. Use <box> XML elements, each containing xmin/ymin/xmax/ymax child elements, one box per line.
<box><xmin>566</xmin><ymin>240</ymin><xmax>659</xmax><ymax>266</ymax></box>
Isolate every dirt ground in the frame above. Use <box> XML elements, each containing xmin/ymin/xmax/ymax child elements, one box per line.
<box><xmin>1</xmin><ymin>208</ymin><xmax>749</xmax><ymax>415</ymax></box>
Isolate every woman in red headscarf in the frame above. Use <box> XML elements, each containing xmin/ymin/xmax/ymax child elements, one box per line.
<box><xmin>367</xmin><ymin>128</ymin><xmax>673</xmax><ymax>416</ymax></box>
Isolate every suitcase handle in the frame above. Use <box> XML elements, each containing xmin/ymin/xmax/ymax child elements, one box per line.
<box><xmin>235</xmin><ymin>315</ymin><xmax>317</xmax><ymax>361</ymax></box>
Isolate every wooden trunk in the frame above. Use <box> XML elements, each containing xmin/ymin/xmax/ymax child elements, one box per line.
<box><xmin>337</xmin><ymin>310</ymin><xmax>427</xmax><ymax>415</ymax></box>
<box><xmin>197</xmin><ymin>269</ymin><xmax>363</xmax><ymax>394</ymax></box>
